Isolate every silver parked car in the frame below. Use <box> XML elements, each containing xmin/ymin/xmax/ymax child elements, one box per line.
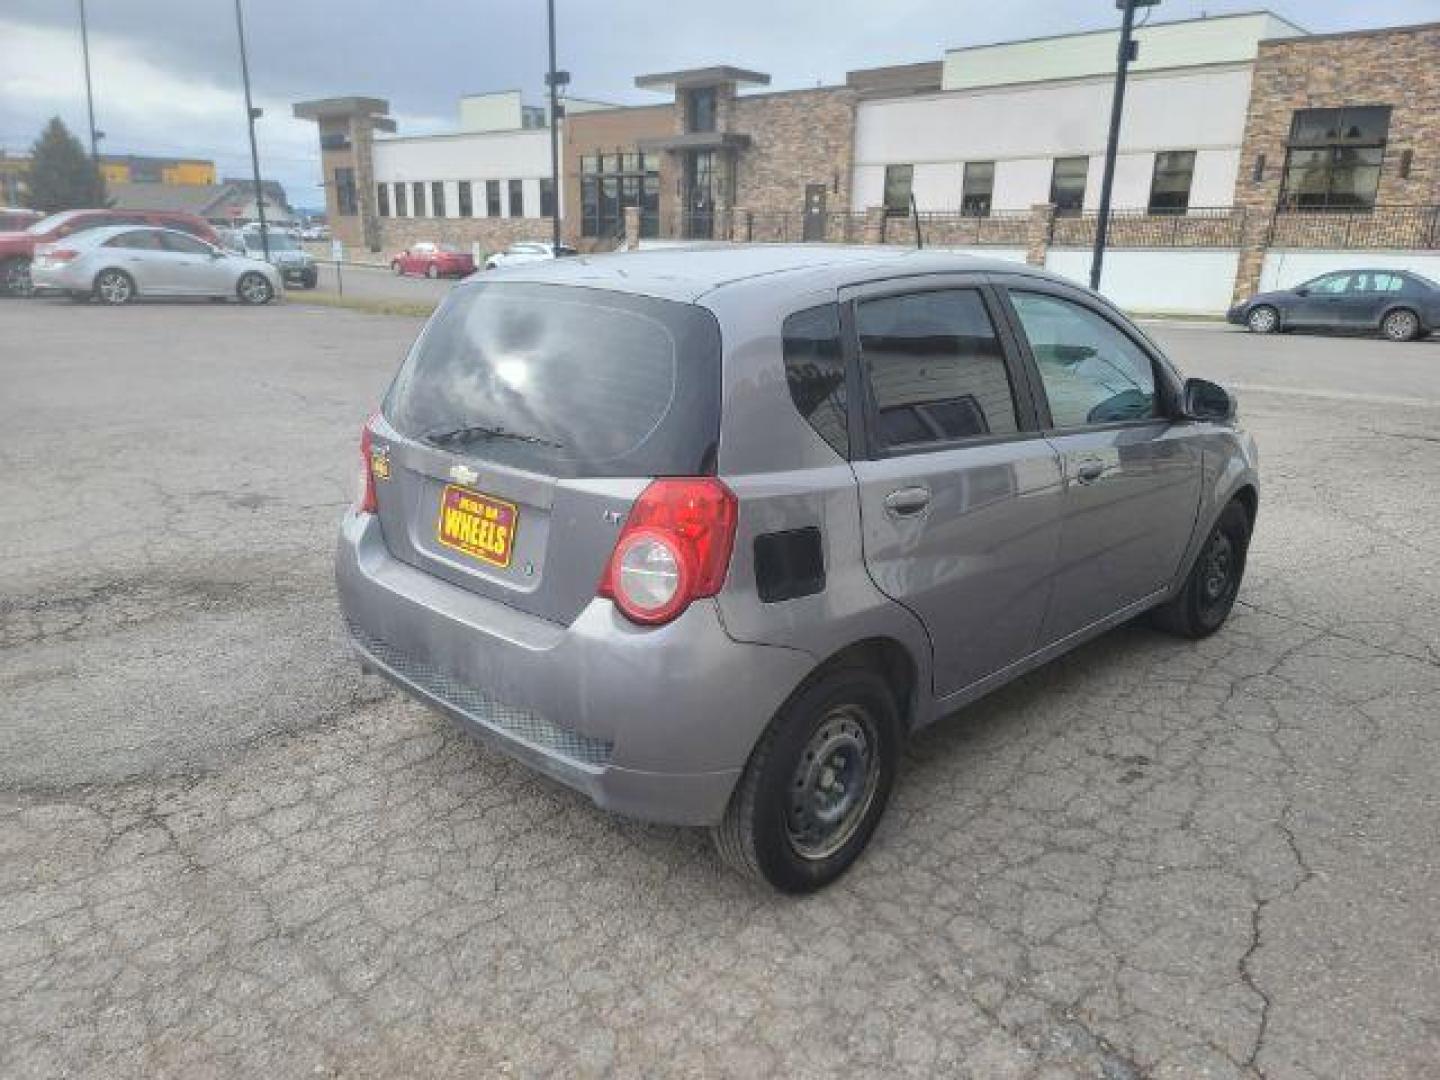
<box><xmin>31</xmin><ymin>225</ymin><xmax>281</xmax><ymax>305</ymax></box>
<box><xmin>484</xmin><ymin>241</ymin><xmax>578</xmax><ymax>271</ymax></box>
<box><xmin>239</xmin><ymin>227</ymin><xmax>318</xmax><ymax>289</ymax></box>
<box><xmin>337</xmin><ymin>247</ymin><xmax>1259</xmax><ymax>892</ymax></box>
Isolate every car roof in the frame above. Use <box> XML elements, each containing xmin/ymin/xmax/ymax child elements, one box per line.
<box><xmin>478</xmin><ymin>245</ymin><xmax>1067</xmax><ymax>303</ymax></box>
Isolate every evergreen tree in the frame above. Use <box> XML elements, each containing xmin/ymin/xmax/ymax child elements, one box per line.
<box><xmin>24</xmin><ymin>117</ymin><xmax>108</xmax><ymax>212</ymax></box>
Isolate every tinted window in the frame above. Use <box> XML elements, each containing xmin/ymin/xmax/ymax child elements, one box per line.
<box><xmin>856</xmin><ymin>289</ymin><xmax>1019</xmax><ymax>450</ymax></box>
<box><xmin>160</xmin><ymin>232</ymin><xmax>211</xmax><ymax>254</ymax></box>
<box><xmin>105</xmin><ymin>230</ymin><xmax>164</xmax><ymax>250</ymax></box>
<box><xmin>1050</xmin><ymin>157</ymin><xmax>1089</xmax><ymax>216</ymax></box>
<box><xmin>1308</xmin><ymin>273</ymin><xmax>1353</xmax><ymax>295</ymax></box>
<box><xmin>1010</xmin><ymin>292</ymin><xmax>1157</xmax><ymax>428</ymax></box>
<box><xmin>783</xmin><ymin>304</ymin><xmax>848</xmax><ymax>459</ymax></box>
<box><xmin>1356</xmin><ymin>272</ymin><xmax>1403</xmax><ymax>293</ymax></box>
<box><xmin>883</xmin><ymin>165</ymin><xmax>913</xmax><ymax>217</ymax></box>
<box><xmin>508</xmin><ymin>179</ymin><xmax>524</xmax><ymax>218</ymax></box>
<box><xmin>962</xmin><ymin>162</ymin><xmax>994</xmax><ymax>217</ymax></box>
<box><xmin>431</xmin><ymin>181</ymin><xmax>445</xmax><ymax>218</ymax></box>
<box><xmin>412</xmin><ymin>182</ymin><xmax>426</xmax><ymax>218</ymax></box>
<box><xmin>457</xmin><ymin>181</ymin><xmax>472</xmax><ymax>218</ymax></box>
<box><xmin>385</xmin><ymin>283</ymin><xmax>721</xmax><ymax>479</ymax></box>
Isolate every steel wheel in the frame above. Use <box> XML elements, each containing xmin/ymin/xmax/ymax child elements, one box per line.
<box><xmin>1382</xmin><ymin>308</ymin><xmax>1419</xmax><ymax>342</ymax></box>
<box><xmin>1247</xmin><ymin>305</ymin><xmax>1279</xmax><ymax>334</ymax></box>
<box><xmin>96</xmin><ymin>269</ymin><xmax>134</xmax><ymax>305</ymax></box>
<box><xmin>1197</xmin><ymin>528</ymin><xmax>1237</xmax><ymax>622</ymax></box>
<box><xmin>237</xmin><ymin>272</ymin><xmax>273</xmax><ymax>305</ymax></box>
<box><xmin>785</xmin><ymin>704</ymin><xmax>882</xmax><ymax>862</ymax></box>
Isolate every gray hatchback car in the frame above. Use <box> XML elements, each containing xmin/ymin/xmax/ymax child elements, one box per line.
<box><xmin>337</xmin><ymin>247</ymin><xmax>1258</xmax><ymax>892</ymax></box>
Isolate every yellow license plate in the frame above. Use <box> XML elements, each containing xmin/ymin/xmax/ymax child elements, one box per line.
<box><xmin>436</xmin><ymin>485</ymin><xmax>518</xmax><ymax>568</ymax></box>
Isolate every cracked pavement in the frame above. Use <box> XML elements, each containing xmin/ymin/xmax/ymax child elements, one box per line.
<box><xmin>2</xmin><ymin>298</ymin><xmax>1438</xmax><ymax>1078</ymax></box>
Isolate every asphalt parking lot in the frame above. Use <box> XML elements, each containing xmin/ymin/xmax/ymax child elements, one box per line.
<box><xmin>2</xmin><ymin>295</ymin><xmax>1438</xmax><ymax>1078</ymax></box>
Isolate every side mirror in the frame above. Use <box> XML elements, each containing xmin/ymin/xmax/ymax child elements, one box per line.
<box><xmin>1182</xmin><ymin>378</ymin><xmax>1235</xmax><ymax>422</ymax></box>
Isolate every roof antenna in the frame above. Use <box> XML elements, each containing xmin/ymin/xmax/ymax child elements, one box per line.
<box><xmin>909</xmin><ymin>191</ymin><xmax>924</xmax><ymax>249</ymax></box>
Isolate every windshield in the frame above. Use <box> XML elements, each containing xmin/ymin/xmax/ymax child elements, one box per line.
<box><xmin>246</xmin><ymin>233</ymin><xmax>299</xmax><ymax>251</ymax></box>
<box><xmin>27</xmin><ymin>210</ymin><xmax>84</xmax><ymax>235</ymax></box>
<box><xmin>384</xmin><ymin>282</ymin><xmax>721</xmax><ymax>479</ymax></box>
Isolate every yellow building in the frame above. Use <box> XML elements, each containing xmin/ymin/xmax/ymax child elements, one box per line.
<box><xmin>98</xmin><ymin>155</ymin><xmax>216</xmax><ymax>185</ymax></box>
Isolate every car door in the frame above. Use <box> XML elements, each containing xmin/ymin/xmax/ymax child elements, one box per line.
<box><xmin>1349</xmin><ymin>271</ymin><xmax>1405</xmax><ymax>330</ymax></box>
<box><xmin>157</xmin><ymin>230</ymin><xmax>221</xmax><ymax>294</ymax></box>
<box><xmin>1290</xmin><ymin>272</ymin><xmax>1353</xmax><ymax>329</ymax></box>
<box><xmin>844</xmin><ymin>277</ymin><xmax>1067</xmax><ymax>699</ymax></box>
<box><xmin>101</xmin><ymin>229</ymin><xmax>168</xmax><ymax>293</ymax></box>
<box><xmin>997</xmin><ymin>284</ymin><xmax>1203</xmax><ymax>644</ymax></box>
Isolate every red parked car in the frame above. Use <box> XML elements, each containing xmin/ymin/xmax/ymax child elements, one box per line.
<box><xmin>390</xmin><ymin>242</ymin><xmax>475</xmax><ymax>279</ymax></box>
<box><xmin>0</xmin><ymin>208</ymin><xmax>42</xmax><ymax>232</ymax></box>
<box><xmin>0</xmin><ymin>208</ymin><xmax>221</xmax><ymax>296</ymax></box>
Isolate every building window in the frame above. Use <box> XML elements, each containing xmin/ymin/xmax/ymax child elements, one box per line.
<box><xmin>458</xmin><ymin>181</ymin><xmax>473</xmax><ymax>217</ymax></box>
<box><xmin>686</xmin><ymin>88</ymin><xmax>717</xmax><ymax>133</ymax></box>
<box><xmin>486</xmin><ymin>180</ymin><xmax>501</xmax><ymax>217</ymax></box>
<box><xmin>377</xmin><ymin>183</ymin><xmax>390</xmax><ymax>217</ymax></box>
<box><xmin>1279</xmin><ymin>106</ymin><xmax>1391</xmax><ymax>210</ymax></box>
<box><xmin>334</xmin><ymin>167</ymin><xmax>357</xmax><ymax>216</ymax></box>
<box><xmin>1049</xmin><ymin>156</ymin><xmax>1088</xmax><ymax>216</ymax></box>
<box><xmin>412</xmin><ymin>181</ymin><xmax>426</xmax><ymax>218</ymax></box>
<box><xmin>508</xmin><ymin>179</ymin><xmax>524</xmax><ymax>218</ymax></box>
<box><xmin>431</xmin><ymin>181</ymin><xmax>446</xmax><ymax>218</ymax></box>
<box><xmin>581</xmin><ymin>151</ymin><xmax>658</xmax><ymax>238</ymax></box>
<box><xmin>319</xmin><ymin>130</ymin><xmax>351</xmax><ymax>152</ymax></box>
<box><xmin>961</xmin><ymin>162</ymin><xmax>994</xmax><ymax>217</ymax></box>
<box><xmin>540</xmin><ymin>177</ymin><xmax>555</xmax><ymax>218</ymax></box>
<box><xmin>883</xmin><ymin>164</ymin><xmax>913</xmax><ymax>217</ymax></box>
<box><xmin>1148</xmin><ymin>150</ymin><xmax>1196</xmax><ymax>214</ymax></box>
<box><xmin>393</xmin><ymin>182</ymin><xmax>407</xmax><ymax>218</ymax></box>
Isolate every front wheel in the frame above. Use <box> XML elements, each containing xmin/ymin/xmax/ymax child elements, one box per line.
<box><xmin>1246</xmin><ymin>305</ymin><xmax>1279</xmax><ymax>334</ymax></box>
<box><xmin>237</xmin><ymin>272</ymin><xmax>274</xmax><ymax>306</ymax></box>
<box><xmin>713</xmin><ymin>666</ymin><xmax>900</xmax><ymax>893</ymax></box>
<box><xmin>1151</xmin><ymin>500</ymin><xmax>1252</xmax><ymax>639</ymax></box>
<box><xmin>95</xmin><ymin>268</ymin><xmax>135</xmax><ymax>305</ymax></box>
<box><xmin>425</xmin><ymin>264</ymin><xmax>439</xmax><ymax>279</ymax></box>
<box><xmin>1381</xmin><ymin>307</ymin><xmax>1421</xmax><ymax>342</ymax></box>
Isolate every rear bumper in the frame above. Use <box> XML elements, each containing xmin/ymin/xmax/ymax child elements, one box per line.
<box><xmin>30</xmin><ymin>261</ymin><xmax>87</xmax><ymax>293</ymax></box>
<box><xmin>1225</xmin><ymin>305</ymin><xmax>1247</xmax><ymax>325</ymax></box>
<box><xmin>336</xmin><ymin>510</ymin><xmax>814</xmax><ymax>826</ymax></box>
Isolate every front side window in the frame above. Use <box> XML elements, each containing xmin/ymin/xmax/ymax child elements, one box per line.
<box><xmin>1050</xmin><ymin>157</ymin><xmax>1088</xmax><ymax>217</ymax></box>
<box><xmin>377</xmin><ymin>183</ymin><xmax>391</xmax><ymax>217</ymax></box>
<box><xmin>508</xmin><ymin>179</ymin><xmax>524</xmax><ymax>218</ymax></box>
<box><xmin>431</xmin><ymin>181</ymin><xmax>446</xmax><ymax>218</ymax></box>
<box><xmin>961</xmin><ymin>162</ymin><xmax>994</xmax><ymax>217</ymax></box>
<box><xmin>856</xmin><ymin>289</ymin><xmax>1019</xmax><ymax>450</ymax></box>
<box><xmin>1009</xmin><ymin>291</ymin><xmax>1157</xmax><ymax>428</ymax></box>
<box><xmin>883</xmin><ymin>165</ymin><xmax>913</xmax><ymax>218</ymax></box>
<box><xmin>1148</xmin><ymin>150</ymin><xmax>1196</xmax><ymax>214</ymax></box>
<box><xmin>160</xmin><ymin>231</ymin><xmax>211</xmax><ymax>255</ymax></box>
<box><xmin>1280</xmin><ymin>106</ymin><xmax>1390</xmax><ymax>210</ymax></box>
<box><xmin>393</xmin><ymin>182</ymin><xmax>407</xmax><ymax>217</ymax></box>
<box><xmin>1305</xmin><ymin>272</ymin><xmax>1354</xmax><ymax>295</ymax></box>
<box><xmin>783</xmin><ymin>304</ymin><xmax>848</xmax><ymax>459</ymax></box>
<box><xmin>412</xmin><ymin>182</ymin><xmax>426</xmax><ymax>218</ymax></box>
<box><xmin>458</xmin><ymin>181</ymin><xmax>473</xmax><ymax>217</ymax></box>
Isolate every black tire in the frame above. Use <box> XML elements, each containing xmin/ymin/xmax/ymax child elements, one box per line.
<box><xmin>1246</xmin><ymin>305</ymin><xmax>1280</xmax><ymax>334</ymax></box>
<box><xmin>425</xmin><ymin>264</ymin><xmax>439</xmax><ymax>279</ymax></box>
<box><xmin>1151</xmin><ymin>500</ymin><xmax>1251</xmax><ymax>639</ymax></box>
<box><xmin>94</xmin><ymin>268</ymin><xmax>135</xmax><ymax>305</ymax></box>
<box><xmin>713</xmin><ymin>665</ymin><xmax>901</xmax><ymax>893</ymax></box>
<box><xmin>68</xmin><ymin>291</ymin><xmax>91</xmax><ymax>304</ymax></box>
<box><xmin>2</xmin><ymin>257</ymin><xmax>33</xmax><ymax>297</ymax></box>
<box><xmin>1380</xmin><ymin>307</ymin><xmax>1421</xmax><ymax>342</ymax></box>
<box><xmin>391</xmin><ymin>261</ymin><xmax>404</xmax><ymax>276</ymax></box>
<box><xmin>237</xmin><ymin>272</ymin><xmax>274</xmax><ymax>305</ymax></box>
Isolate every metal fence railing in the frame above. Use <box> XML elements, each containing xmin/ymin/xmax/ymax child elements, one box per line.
<box><xmin>1267</xmin><ymin>205</ymin><xmax>1440</xmax><ymax>249</ymax></box>
<box><xmin>887</xmin><ymin>210</ymin><xmax>1033</xmax><ymax>247</ymax></box>
<box><xmin>1050</xmin><ymin>207</ymin><xmax>1247</xmax><ymax>248</ymax></box>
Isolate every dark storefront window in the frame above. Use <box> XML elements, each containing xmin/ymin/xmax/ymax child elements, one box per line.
<box><xmin>1050</xmin><ymin>156</ymin><xmax>1088</xmax><ymax>216</ymax></box>
<box><xmin>412</xmin><ymin>181</ymin><xmax>426</xmax><ymax>218</ymax></box>
<box><xmin>1148</xmin><ymin>150</ymin><xmax>1196</xmax><ymax>214</ymax></box>
<box><xmin>686</xmin><ymin>88</ymin><xmax>717</xmax><ymax>133</ymax></box>
<box><xmin>540</xmin><ymin>177</ymin><xmax>555</xmax><ymax>218</ymax></box>
<box><xmin>1279</xmin><ymin>106</ymin><xmax>1391</xmax><ymax>210</ymax></box>
<box><xmin>883</xmin><ymin>164</ymin><xmax>913</xmax><ymax>217</ymax></box>
<box><xmin>377</xmin><ymin>183</ymin><xmax>390</xmax><ymax>217</ymax></box>
<box><xmin>431</xmin><ymin>181</ymin><xmax>446</xmax><ymax>219</ymax></box>
<box><xmin>334</xmin><ymin>167</ymin><xmax>357</xmax><ymax>216</ymax></box>
<box><xmin>458</xmin><ymin>181</ymin><xmax>473</xmax><ymax>217</ymax></box>
<box><xmin>508</xmin><ymin>179</ymin><xmax>524</xmax><ymax>217</ymax></box>
<box><xmin>393</xmin><ymin>182</ymin><xmax>407</xmax><ymax>217</ymax></box>
<box><xmin>961</xmin><ymin>161</ymin><xmax>994</xmax><ymax>217</ymax></box>
<box><xmin>581</xmin><ymin>151</ymin><xmax>658</xmax><ymax>239</ymax></box>
<box><xmin>486</xmin><ymin>180</ymin><xmax>501</xmax><ymax>217</ymax></box>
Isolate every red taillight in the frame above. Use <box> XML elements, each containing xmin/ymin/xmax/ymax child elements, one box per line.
<box><xmin>356</xmin><ymin>416</ymin><xmax>378</xmax><ymax>513</ymax></box>
<box><xmin>599</xmin><ymin>478</ymin><xmax>737</xmax><ymax>626</ymax></box>
<box><xmin>45</xmin><ymin>248</ymin><xmax>79</xmax><ymax>263</ymax></box>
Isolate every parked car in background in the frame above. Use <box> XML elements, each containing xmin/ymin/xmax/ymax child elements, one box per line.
<box><xmin>214</xmin><ymin>227</ymin><xmax>247</xmax><ymax>254</ymax></box>
<box><xmin>0</xmin><ymin>208</ymin><xmax>220</xmax><ymax>296</ymax></box>
<box><xmin>1229</xmin><ymin>268</ymin><xmax>1440</xmax><ymax>341</ymax></box>
<box><xmin>239</xmin><ymin>226</ymin><xmax>318</xmax><ymax>288</ymax></box>
<box><xmin>301</xmin><ymin>223</ymin><xmax>330</xmax><ymax>242</ymax></box>
<box><xmin>31</xmin><ymin>225</ymin><xmax>280</xmax><ymax>306</ymax></box>
<box><xmin>338</xmin><ymin>248</ymin><xmax>1259</xmax><ymax>892</ymax></box>
<box><xmin>0</xmin><ymin>208</ymin><xmax>42</xmax><ymax>232</ymax></box>
<box><xmin>484</xmin><ymin>241</ymin><xmax>578</xmax><ymax>271</ymax></box>
<box><xmin>391</xmin><ymin>242</ymin><xmax>476</xmax><ymax>279</ymax></box>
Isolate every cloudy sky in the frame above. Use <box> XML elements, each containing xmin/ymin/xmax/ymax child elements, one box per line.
<box><xmin>2</xmin><ymin>0</ymin><xmax>1434</xmax><ymax>210</ymax></box>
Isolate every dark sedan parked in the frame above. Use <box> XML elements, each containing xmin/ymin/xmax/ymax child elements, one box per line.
<box><xmin>1228</xmin><ymin>269</ymin><xmax>1440</xmax><ymax>341</ymax></box>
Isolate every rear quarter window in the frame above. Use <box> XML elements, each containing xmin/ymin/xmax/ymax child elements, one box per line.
<box><xmin>384</xmin><ymin>282</ymin><xmax>721</xmax><ymax>479</ymax></box>
<box><xmin>782</xmin><ymin>304</ymin><xmax>848</xmax><ymax>458</ymax></box>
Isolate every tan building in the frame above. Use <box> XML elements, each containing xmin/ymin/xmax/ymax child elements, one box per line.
<box><xmin>292</xmin><ymin>97</ymin><xmax>395</xmax><ymax>251</ymax></box>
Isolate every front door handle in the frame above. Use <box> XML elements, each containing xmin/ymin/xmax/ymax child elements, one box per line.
<box><xmin>1074</xmin><ymin>459</ymin><xmax>1105</xmax><ymax>484</ymax></box>
<box><xmin>884</xmin><ymin>486</ymin><xmax>931</xmax><ymax>518</ymax></box>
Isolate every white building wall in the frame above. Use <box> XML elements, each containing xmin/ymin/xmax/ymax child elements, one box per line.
<box><xmin>852</xmin><ymin>65</ymin><xmax>1251</xmax><ymax>213</ymax></box>
<box><xmin>1045</xmin><ymin>249</ymin><xmax>1242</xmax><ymax>315</ymax></box>
<box><xmin>372</xmin><ymin>128</ymin><xmax>553</xmax><ymax>218</ymax></box>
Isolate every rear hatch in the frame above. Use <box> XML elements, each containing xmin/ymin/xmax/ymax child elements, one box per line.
<box><xmin>373</xmin><ymin>280</ymin><xmax>722</xmax><ymax>625</ymax></box>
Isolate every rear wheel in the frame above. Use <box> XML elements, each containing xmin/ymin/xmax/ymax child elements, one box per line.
<box><xmin>95</xmin><ymin>268</ymin><xmax>135</xmax><ymax>305</ymax></box>
<box><xmin>1381</xmin><ymin>307</ymin><xmax>1420</xmax><ymax>342</ymax></box>
<box><xmin>237</xmin><ymin>272</ymin><xmax>273</xmax><ymax>305</ymax></box>
<box><xmin>2</xmin><ymin>257</ymin><xmax>32</xmax><ymax>297</ymax></box>
<box><xmin>425</xmin><ymin>263</ymin><xmax>439</xmax><ymax>279</ymax></box>
<box><xmin>1151</xmin><ymin>500</ymin><xmax>1251</xmax><ymax>639</ymax></box>
<box><xmin>1246</xmin><ymin>305</ymin><xmax>1279</xmax><ymax>334</ymax></box>
<box><xmin>713</xmin><ymin>666</ymin><xmax>900</xmax><ymax>893</ymax></box>
<box><xmin>391</xmin><ymin>260</ymin><xmax>404</xmax><ymax>276</ymax></box>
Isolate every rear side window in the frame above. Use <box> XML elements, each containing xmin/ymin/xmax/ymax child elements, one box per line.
<box><xmin>856</xmin><ymin>289</ymin><xmax>1019</xmax><ymax>450</ymax></box>
<box><xmin>160</xmin><ymin>232</ymin><xmax>210</xmax><ymax>254</ymax></box>
<box><xmin>106</xmin><ymin>230</ymin><xmax>163</xmax><ymax>250</ymax></box>
<box><xmin>783</xmin><ymin>304</ymin><xmax>848</xmax><ymax>459</ymax></box>
<box><xmin>385</xmin><ymin>282</ymin><xmax>721</xmax><ymax>479</ymax></box>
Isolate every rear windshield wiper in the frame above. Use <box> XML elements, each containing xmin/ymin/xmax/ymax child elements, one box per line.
<box><xmin>420</xmin><ymin>423</ymin><xmax>564</xmax><ymax>450</ymax></box>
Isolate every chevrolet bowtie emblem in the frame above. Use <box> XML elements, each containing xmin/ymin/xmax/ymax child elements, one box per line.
<box><xmin>449</xmin><ymin>463</ymin><xmax>479</xmax><ymax>486</ymax></box>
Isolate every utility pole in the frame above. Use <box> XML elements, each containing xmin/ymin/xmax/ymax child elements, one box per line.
<box><xmin>234</xmin><ymin>0</ymin><xmax>269</xmax><ymax>260</ymax></box>
<box><xmin>1091</xmin><ymin>0</ymin><xmax>1157</xmax><ymax>291</ymax></box>
<box><xmin>544</xmin><ymin>0</ymin><xmax>566</xmax><ymax>250</ymax></box>
<box><xmin>78</xmin><ymin>0</ymin><xmax>99</xmax><ymax>162</ymax></box>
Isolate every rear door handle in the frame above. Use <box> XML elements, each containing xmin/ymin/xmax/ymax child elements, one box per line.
<box><xmin>883</xmin><ymin>486</ymin><xmax>931</xmax><ymax>518</ymax></box>
<box><xmin>1074</xmin><ymin>459</ymin><xmax>1105</xmax><ymax>484</ymax></box>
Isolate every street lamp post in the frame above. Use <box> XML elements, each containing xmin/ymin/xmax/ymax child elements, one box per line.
<box><xmin>544</xmin><ymin>0</ymin><xmax>567</xmax><ymax>250</ymax></box>
<box><xmin>1090</xmin><ymin>0</ymin><xmax>1158</xmax><ymax>291</ymax></box>
<box><xmin>78</xmin><ymin>0</ymin><xmax>99</xmax><ymax>162</ymax></box>
<box><xmin>233</xmin><ymin>0</ymin><xmax>269</xmax><ymax>261</ymax></box>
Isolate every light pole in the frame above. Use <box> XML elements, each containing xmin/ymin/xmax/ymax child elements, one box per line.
<box><xmin>234</xmin><ymin>0</ymin><xmax>269</xmax><ymax>260</ymax></box>
<box><xmin>544</xmin><ymin>0</ymin><xmax>568</xmax><ymax>250</ymax></box>
<box><xmin>78</xmin><ymin>0</ymin><xmax>99</xmax><ymax>162</ymax></box>
<box><xmin>1090</xmin><ymin>0</ymin><xmax>1158</xmax><ymax>291</ymax></box>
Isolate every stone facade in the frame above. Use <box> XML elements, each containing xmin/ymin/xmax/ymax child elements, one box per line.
<box><xmin>1230</xmin><ymin>22</ymin><xmax>1440</xmax><ymax>299</ymax></box>
<box><xmin>561</xmin><ymin>103</ymin><xmax>672</xmax><ymax>250</ymax></box>
<box><xmin>729</xmin><ymin>87</ymin><xmax>857</xmax><ymax>219</ymax></box>
<box><xmin>375</xmin><ymin>214</ymin><xmax>552</xmax><ymax>259</ymax></box>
